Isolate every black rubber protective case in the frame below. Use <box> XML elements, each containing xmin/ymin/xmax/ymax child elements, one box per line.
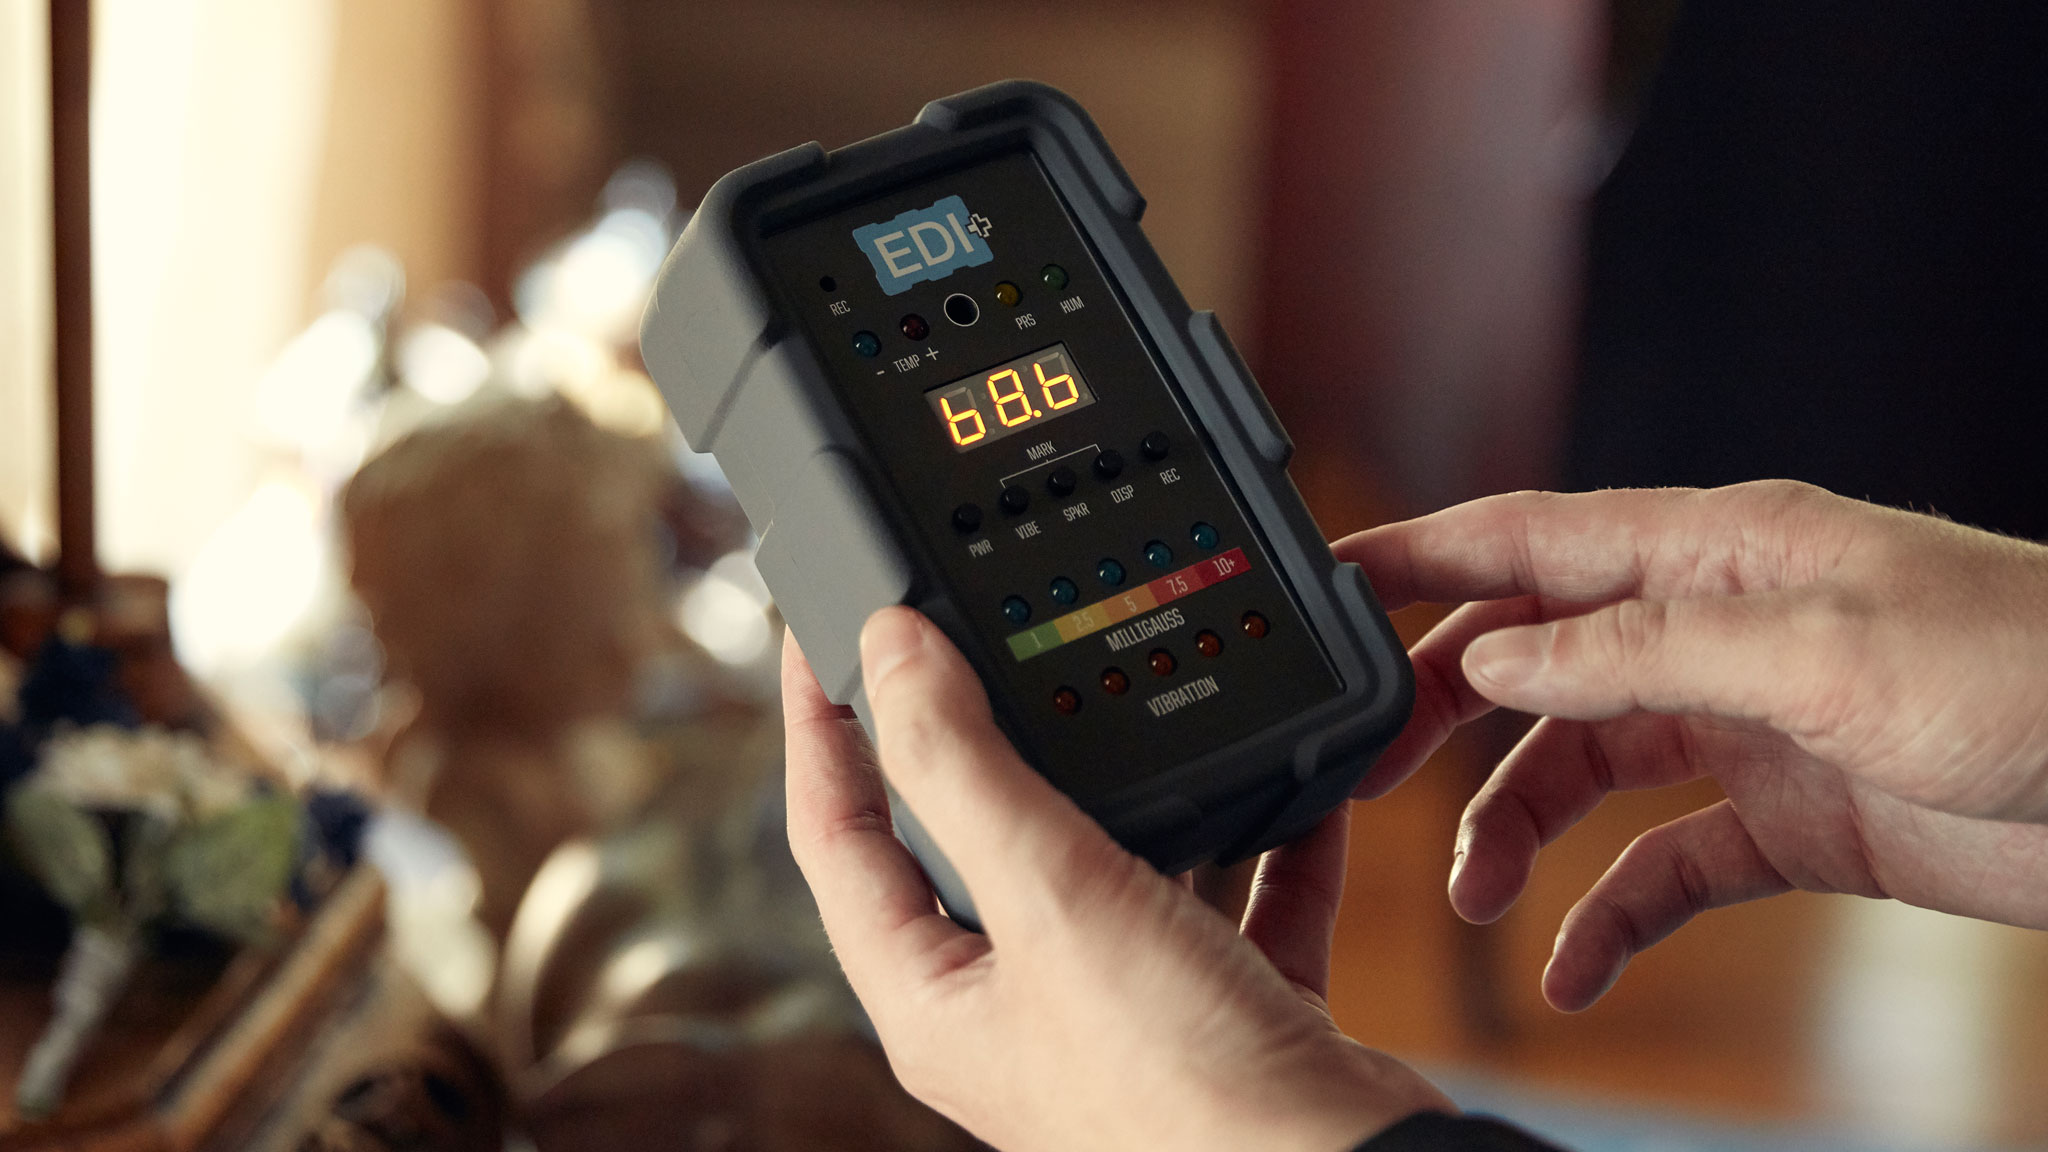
<box><xmin>639</xmin><ymin>80</ymin><xmax>1412</xmax><ymax>929</ymax></box>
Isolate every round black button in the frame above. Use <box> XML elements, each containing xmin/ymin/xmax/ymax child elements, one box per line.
<box><xmin>943</xmin><ymin>293</ymin><xmax>979</xmax><ymax>326</ymax></box>
<box><xmin>951</xmin><ymin>503</ymin><xmax>983</xmax><ymax>534</ymax></box>
<box><xmin>1093</xmin><ymin>449</ymin><xmax>1124</xmax><ymax>481</ymax></box>
<box><xmin>1046</xmin><ymin>466</ymin><xmax>1077</xmax><ymax>498</ymax></box>
<box><xmin>1140</xmin><ymin>431</ymin><xmax>1171</xmax><ymax>461</ymax></box>
<box><xmin>998</xmin><ymin>485</ymin><xmax>1030</xmax><ymax>516</ymax></box>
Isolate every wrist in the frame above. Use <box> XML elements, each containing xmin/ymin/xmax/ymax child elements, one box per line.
<box><xmin>1203</xmin><ymin>1042</ymin><xmax>1451</xmax><ymax>1152</ymax></box>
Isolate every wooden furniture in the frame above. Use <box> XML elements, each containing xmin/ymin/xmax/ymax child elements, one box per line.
<box><xmin>0</xmin><ymin>872</ymin><xmax>386</xmax><ymax>1152</ymax></box>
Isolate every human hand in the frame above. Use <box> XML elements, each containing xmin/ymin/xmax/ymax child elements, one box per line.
<box><xmin>1334</xmin><ymin>481</ymin><xmax>2048</xmax><ymax>1011</ymax></box>
<box><xmin>781</xmin><ymin>609</ymin><xmax>1450</xmax><ymax>1152</ymax></box>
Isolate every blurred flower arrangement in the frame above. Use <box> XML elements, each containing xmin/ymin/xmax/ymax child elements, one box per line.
<box><xmin>5</xmin><ymin>736</ymin><xmax>296</xmax><ymax>1116</ymax></box>
<box><xmin>0</xmin><ymin>610</ymin><xmax>366</xmax><ymax>1119</ymax></box>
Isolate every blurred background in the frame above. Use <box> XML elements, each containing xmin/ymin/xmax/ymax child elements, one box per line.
<box><xmin>1</xmin><ymin>1</ymin><xmax>2044</xmax><ymax>1149</ymax></box>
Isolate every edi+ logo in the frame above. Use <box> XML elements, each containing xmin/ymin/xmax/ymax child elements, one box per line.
<box><xmin>852</xmin><ymin>195</ymin><xmax>993</xmax><ymax>296</ymax></box>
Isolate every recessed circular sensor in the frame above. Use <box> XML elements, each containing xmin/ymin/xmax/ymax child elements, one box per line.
<box><xmin>943</xmin><ymin>292</ymin><xmax>980</xmax><ymax>326</ymax></box>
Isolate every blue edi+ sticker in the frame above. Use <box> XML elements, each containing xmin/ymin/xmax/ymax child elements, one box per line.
<box><xmin>852</xmin><ymin>194</ymin><xmax>993</xmax><ymax>296</ymax></box>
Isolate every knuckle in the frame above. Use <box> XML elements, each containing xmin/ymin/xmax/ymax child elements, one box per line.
<box><xmin>1729</xmin><ymin>477</ymin><xmax>1830</xmax><ymax>516</ymax></box>
<box><xmin>1593</xmin><ymin>597</ymin><xmax>1670</xmax><ymax>673</ymax></box>
<box><xmin>1630</xmin><ymin>824</ymin><xmax>1710</xmax><ymax>918</ymax></box>
<box><xmin>866</xmin><ymin>649</ymin><xmax>927</xmax><ymax>719</ymax></box>
<box><xmin>1584</xmin><ymin>889</ymin><xmax>1649</xmax><ymax>959</ymax></box>
<box><xmin>876</xmin><ymin>703</ymin><xmax>945</xmax><ymax>777</ymax></box>
<box><xmin>1038</xmin><ymin>834</ymin><xmax>1153</xmax><ymax>926</ymax></box>
<box><xmin>1780</xmin><ymin>586</ymin><xmax>1883</xmax><ymax>733</ymax></box>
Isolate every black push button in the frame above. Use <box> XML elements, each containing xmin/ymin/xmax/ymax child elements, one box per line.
<box><xmin>1093</xmin><ymin>449</ymin><xmax>1124</xmax><ymax>481</ymax></box>
<box><xmin>999</xmin><ymin>485</ymin><xmax>1030</xmax><ymax>516</ymax></box>
<box><xmin>1140</xmin><ymin>431</ymin><xmax>1171</xmax><ymax>461</ymax></box>
<box><xmin>1047</xmin><ymin>466</ymin><xmax>1077</xmax><ymax>498</ymax></box>
<box><xmin>951</xmin><ymin>503</ymin><xmax>983</xmax><ymax>534</ymax></box>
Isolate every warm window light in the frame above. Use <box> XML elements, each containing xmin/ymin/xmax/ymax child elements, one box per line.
<box><xmin>515</xmin><ymin>208</ymin><xmax>670</xmax><ymax>343</ymax></box>
<box><xmin>168</xmin><ymin>479</ymin><xmax>326</xmax><ymax>678</ymax></box>
<box><xmin>675</xmin><ymin>550</ymin><xmax>774</xmax><ymax>667</ymax></box>
<box><xmin>253</xmin><ymin>309</ymin><xmax>378</xmax><ymax>448</ymax></box>
<box><xmin>397</xmin><ymin>321</ymin><xmax>490</xmax><ymax>406</ymax></box>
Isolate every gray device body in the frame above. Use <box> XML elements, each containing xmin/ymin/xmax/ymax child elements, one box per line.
<box><xmin>640</xmin><ymin>80</ymin><xmax>1412</xmax><ymax>929</ymax></box>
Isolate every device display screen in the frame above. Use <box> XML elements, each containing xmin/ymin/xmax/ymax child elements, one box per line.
<box><xmin>924</xmin><ymin>343</ymin><xmax>1097</xmax><ymax>452</ymax></box>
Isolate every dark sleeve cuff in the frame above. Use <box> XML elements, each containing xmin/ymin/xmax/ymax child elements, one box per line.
<box><xmin>1353</xmin><ymin>1111</ymin><xmax>1567</xmax><ymax>1152</ymax></box>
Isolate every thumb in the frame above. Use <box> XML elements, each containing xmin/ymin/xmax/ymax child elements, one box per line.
<box><xmin>1459</xmin><ymin>590</ymin><xmax>1851</xmax><ymax>729</ymax></box>
<box><xmin>861</xmin><ymin>607</ymin><xmax>1131</xmax><ymax>931</ymax></box>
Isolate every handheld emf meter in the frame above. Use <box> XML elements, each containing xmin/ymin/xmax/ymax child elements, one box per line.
<box><xmin>640</xmin><ymin>81</ymin><xmax>1412</xmax><ymax>927</ymax></box>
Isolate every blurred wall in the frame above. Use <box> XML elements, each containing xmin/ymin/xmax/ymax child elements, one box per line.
<box><xmin>580</xmin><ymin>0</ymin><xmax>1265</xmax><ymax>334</ymax></box>
<box><xmin>305</xmin><ymin>0</ymin><xmax>488</xmax><ymax>312</ymax></box>
<box><xmin>0</xmin><ymin>0</ymin><xmax>490</xmax><ymax>584</ymax></box>
<box><xmin>0</xmin><ymin>2</ymin><xmax>54</xmax><ymax>563</ymax></box>
<box><xmin>1254</xmin><ymin>0</ymin><xmax>1601</xmax><ymax>521</ymax></box>
<box><xmin>88</xmin><ymin>0</ymin><xmax>333</xmax><ymax>578</ymax></box>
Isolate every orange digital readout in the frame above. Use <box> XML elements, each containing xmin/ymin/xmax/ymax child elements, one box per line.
<box><xmin>925</xmin><ymin>342</ymin><xmax>1098</xmax><ymax>452</ymax></box>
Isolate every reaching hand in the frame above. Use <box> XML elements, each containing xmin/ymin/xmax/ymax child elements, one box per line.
<box><xmin>781</xmin><ymin>609</ymin><xmax>1449</xmax><ymax>1152</ymax></box>
<box><xmin>1335</xmin><ymin>481</ymin><xmax>2048</xmax><ymax>1011</ymax></box>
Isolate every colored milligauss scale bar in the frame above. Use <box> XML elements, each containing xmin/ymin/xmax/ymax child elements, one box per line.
<box><xmin>1007</xmin><ymin>547</ymin><xmax>1252</xmax><ymax>661</ymax></box>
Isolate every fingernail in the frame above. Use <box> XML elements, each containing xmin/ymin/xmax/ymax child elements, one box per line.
<box><xmin>1448</xmin><ymin>849</ymin><xmax>1466</xmax><ymax>890</ymax></box>
<box><xmin>1466</xmin><ymin>627</ymin><xmax>1546</xmax><ymax>689</ymax></box>
<box><xmin>859</xmin><ymin>608</ymin><xmax>924</xmax><ymax>682</ymax></box>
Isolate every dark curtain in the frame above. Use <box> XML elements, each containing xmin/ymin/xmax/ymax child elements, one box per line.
<box><xmin>1570</xmin><ymin>3</ymin><xmax>2048</xmax><ymax>539</ymax></box>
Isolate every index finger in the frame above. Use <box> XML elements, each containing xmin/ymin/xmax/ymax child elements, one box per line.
<box><xmin>1333</xmin><ymin>482</ymin><xmax>1851</xmax><ymax>611</ymax></box>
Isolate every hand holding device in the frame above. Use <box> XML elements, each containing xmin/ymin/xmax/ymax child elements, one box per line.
<box><xmin>1337</xmin><ymin>481</ymin><xmax>2048</xmax><ymax>1010</ymax></box>
<box><xmin>782</xmin><ymin>611</ymin><xmax>1449</xmax><ymax>1152</ymax></box>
